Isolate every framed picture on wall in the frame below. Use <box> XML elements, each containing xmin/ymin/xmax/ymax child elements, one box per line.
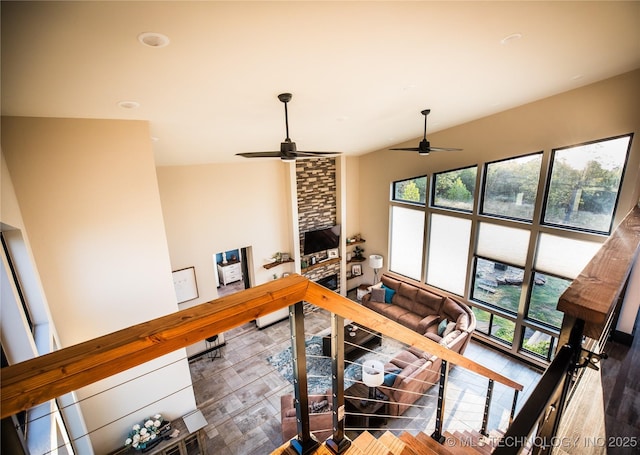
<box><xmin>327</xmin><ymin>248</ymin><xmax>339</xmax><ymax>259</ymax></box>
<box><xmin>351</xmin><ymin>264</ymin><xmax>362</xmax><ymax>276</ymax></box>
<box><xmin>172</xmin><ymin>266</ymin><xmax>198</xmax><ymax>304</ymax></box>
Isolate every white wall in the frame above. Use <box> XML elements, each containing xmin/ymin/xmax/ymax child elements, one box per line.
<box><xmin>1</xmin><ymin>116</ymin><xmax>197</xmax><ymax>454</ymax></box>
<box><xmin>156</xmin><ymin>160</ymin><xmax>295</xmax><ymax>346</ymax></box>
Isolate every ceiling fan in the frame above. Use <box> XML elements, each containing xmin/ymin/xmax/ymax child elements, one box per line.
<box><xmin>390</xmin><ymin>109</ymin><xmax>462</xmax><ymax>155</ymax></box>
<box><xmin>236</xmin><ymin>93</ymin><xmax>340</xmax><ymax>162</ymax></box>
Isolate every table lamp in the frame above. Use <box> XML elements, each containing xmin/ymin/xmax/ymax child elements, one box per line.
<box><xmin>362</xmin><ymin>359</ymin><xmax>384</xmax><ymax>404</ymax></box>
<box><xmin>369</xmin><ymin>254</ymin><xmax>383</xmax><ymax>284</ymax></box>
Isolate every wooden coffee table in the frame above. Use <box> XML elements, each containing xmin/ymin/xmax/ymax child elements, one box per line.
<box><xmin>344</xmin><ymin>381</ymin><xmax>388</xmax><ymax>429</ymax></box>
<box><xmin>321</xmin><ymin>322</ymin><xmax>381</xmax><ymax>361</ymax></box>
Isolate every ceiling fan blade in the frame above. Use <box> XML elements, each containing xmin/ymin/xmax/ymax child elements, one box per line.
<box><xmin>235</xmin><ymin>151</ymin><xmax>283</xmax><ymax>158</ymax></box>
<box><xmin>294</xmin><ymin>151</ymin><xmax>340</xmax><ymax>156</ymax></box>
<box><xmin>426</xmin><ymin>147</ymin><xmax>463</xmax><ymax>152</ymax></box>
<box><xmin>390</xmin><ymin>147</ymin><xmax>421</xmax><ymax>152</ymax></box>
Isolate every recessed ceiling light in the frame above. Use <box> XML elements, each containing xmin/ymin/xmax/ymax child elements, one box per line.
<box><xmin>500</xmin><ymin>33</ymin><xmax>523</xmax><ymax>45</ymax></box>
<box><xmin>118</xmin><ymin>100</ymin><xmax>140</xmax><ymax>109</ymax></box>
<box><xmin>138</xmin><ymin>32</ymin><xmax>170</xmax><ymax>48</ymax></box>
<box><xmin>151</xmin><ymin>136</ymin><xmax>159</xmax><ymax>142</ymax></box>
<box><xmin>571</xmin><ymin>74</ymin><xmax>584</xmax><ymax>81</ymax></box>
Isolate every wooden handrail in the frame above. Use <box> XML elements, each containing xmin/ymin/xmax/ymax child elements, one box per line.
<box><xmin>558</xmin><ymin>205</ymin><xmax>640</xmax><ymax>339</ymax></box>
<box><xmin>0</xmin><ymin>273</ymin><xmax>522</xmax><ymax>419</ymax></box>
<box><xmin>0</xmin><ymin>275</ymin><xmax>310</xmax><ymax>419</ymax></box>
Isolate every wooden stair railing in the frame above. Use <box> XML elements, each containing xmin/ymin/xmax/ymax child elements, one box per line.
<box><xmin>1</xmin><ymin>273</ymin><xmax>522</xmax><ymax>419</ymax></box>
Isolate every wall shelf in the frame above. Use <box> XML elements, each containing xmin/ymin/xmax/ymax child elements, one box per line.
<box><xmin>263</xmin><ymin>259</ymin><xmax>294</xmax><ymax>270</ymax></box>
<box><xmin>347</xmin><ymin>257</ymin><xmax>366</xmax><ymax>264</ymax></box>
<box><xmin>301</xmin><ymin>257</ymin><xmax>340</xmax><ymax>273</ymax></box>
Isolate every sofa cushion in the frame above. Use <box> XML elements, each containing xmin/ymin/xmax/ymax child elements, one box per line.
<box><xmin>370</xmin><ymin>287</ymin><xmax>386</xmax><ymax>303</ymax></box>
<box><xmin>443</xmin><ymin>321</ymin><xmax>456</xmax><ymax>337</ymax></box>
<box><xmin>442</xmin><ymin>297</ymin><xmax>466</xmax><ymax>322</ymax></box>
<box><xmin>417</xmin><ymin>315</ymin><xmax>439</xmax><ymax>334</ymax></box>
<box><xmin>397</xmin><ymin>358</ymin><xmax>427</xmax><ymax>382</ymax></box>
<box><xmin>440</xmin><ymin>329</ymin><xmax>462</xmax><ymax>347</ymax></box>
<box><xmin>415</xmin><ymin>289</ymin><xmax>444</xmax><ymax>315</ymax></box>
<box><xmin>398</xmin><ymin>282</ymin><xmax>419</xmax><ymax>300</ymax></box>
<box><xmin>389</xmin><ymin>349</ymin><xmax>423</xmax><ymax>369</ymax></box>
<box><xmin>456</xmin><ymin>313</ymin><xmax>470</xmax><ymax>332</ymax></box>
<box><xmin>379</xmin><ymin>304</ymin><xmax>412</xmax><ymax>322</ymax></box>
<box><xmin>425</xmin><ymin>332</ymin><xmax>442</xmax><ymax>343</ymax></box>
<box><xmin>381</xmin><ymin>274</ymin><xmax>401</xmax><ymax>292</ymax></box>
<box><xmin>397</xmin><ymin>312</ymin><xmax>424</xmax><ymax>332</ymax></box>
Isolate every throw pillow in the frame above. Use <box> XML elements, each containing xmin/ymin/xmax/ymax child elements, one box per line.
<box><xmin>437</xmin><ymin>318</ymin><xmax>449</xmax><ymax>336</ymax></box>
<box><xmin>370</xmin><ymin>287</ymin><xmax>386</xmax><ymax>303</ymax></box>
<box><xmin>383</xmin><ymin>369</ymin><xmax>402</xmax><ymax>386</ymax></box>
<box><xmin>381</xmin><ymin>284</ymin><xmax>396</xmax><ymax>304</ymax></box>
<box><xmin>443</xmin><ymin>321</ymin><xmax>456</xmax><ymax>337</ymax></box>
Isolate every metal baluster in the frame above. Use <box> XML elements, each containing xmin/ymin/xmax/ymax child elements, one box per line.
<box><xmin>481</xmin><ymin>379</ymin><xmax>494</xmax><ymax>436</ymax></box>
<box><xmin>431</xmin><ymin>359</ymin><xmax>448</xmax><ymax>444</ymax></box>
<box><xmin>289</xmin><ymin>302</ymin><xmax>319</xmax><ymax>455</ymax></box>
<box><xmin>510</xmin><ymin>389</ymin><xmax>519</xmax><ymax>425</ymax></box>
<box><xmin>326</xmin><ymin>314</ymin><xmax>351</xmax><ymax>454</ymax></box>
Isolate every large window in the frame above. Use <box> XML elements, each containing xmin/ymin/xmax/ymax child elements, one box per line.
<box><xmin>472</xmin><ymin>258</ymin><xmax>523</xmax><ymax>315</ymax></box>
<box><xmin>482</xmin><ymin>153</ymin><xmax>542</xmax><ymax>221</ymax></box>
<box><xmin>389</xmin><ymin>205</ymin><xmax>424</xmax><ymax>280</ymax></box>
<box><xmin>527</xmin><ymin>273</ymin><xmax>570</xmax><ymax>329</ymax></box>
<box><xmin>543</xmin><ymin>135</ymin><xmax>631</xmax><ymax>233</ymax></box>
<box><xmin>388</xmin><ymin>133</ymin><xmax>632</xmax><ymax>363</ymax></box>
<box><xmin>427</xmin><ymin>214</ymin><xmax>471</xmax><ymax>295</ymax></box>
<box><xmin>393</xmin><ymin>176</ymin><xmax>427</xmax><ymax>205</ymax></box>
<box><xmin>432</xmin><ymin>166</ymin><xmax>477</xmax><ymax>212</ymax></box>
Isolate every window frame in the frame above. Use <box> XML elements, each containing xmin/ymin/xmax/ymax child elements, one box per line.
<box><xmin>479</xmin><ymin>151</ymin><xmax>543</xmax><ymax>223</ymax></box>
<box><xmin>388</xmin><ymin>133</ymin><xmax>631</xmax><ymax>365</ymax></box>
<box><xmin>391</xmin><ymin>174</ymin><xmax>428</xmax><ymax>206</ymax></box>
<box><xmin>540</xmin><ymin>133</ymin><xmax>633</xmax><ymax>235</ymax></box>
<box><xmin>430</xmin><ymin>165</ymin><xmax>478</xmax><ymax>213</ymax></box>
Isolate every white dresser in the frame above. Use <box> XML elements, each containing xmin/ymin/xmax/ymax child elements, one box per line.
<box><xmin>217</xmin><ymin>261</ymin><xmax>242</xmax><ymax>285</ymax></box>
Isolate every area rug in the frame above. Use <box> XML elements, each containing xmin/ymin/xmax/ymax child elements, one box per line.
<box><xmin>267</xmin><ymin>335</ymin><xmax>405</xmax><ymax>393</ymax></box>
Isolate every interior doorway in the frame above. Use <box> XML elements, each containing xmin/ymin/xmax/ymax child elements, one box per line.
<box><xmin>214</xmin><ymin>246</ymin><xmax>251</xmax><ymax>298</ymax></box>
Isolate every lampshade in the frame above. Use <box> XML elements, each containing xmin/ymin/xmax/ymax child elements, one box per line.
<box><xmin>369</xmin><ymin>254</ymin><xmax>383</xmax><ymax>270</ymax></box>
<box><xmin>362</xmin><ymin>359</ymin><xmax>384</xmax><ymax>387</ymax></box>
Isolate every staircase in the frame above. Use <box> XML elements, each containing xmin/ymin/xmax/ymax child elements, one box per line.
<box><xmin>271</xmin><ymin>429</ymin><xmax>509</xmax><ymax>455</ymax></box>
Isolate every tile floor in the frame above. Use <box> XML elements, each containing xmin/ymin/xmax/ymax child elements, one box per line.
<box><xmin>188</xmin><ymin>304</ymin><xmax>542</xmax><ymax>455</ymax></box>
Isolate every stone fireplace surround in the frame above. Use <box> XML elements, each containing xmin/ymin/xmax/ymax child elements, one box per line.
<box><xmin>296</xmin><ymin>158</ymin><xmax>341</xmax><ymax>291</ymax></box>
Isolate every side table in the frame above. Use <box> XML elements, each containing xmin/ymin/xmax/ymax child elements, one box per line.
<box><xmin>344</xmin><ymin>381</ymin><xmax>388</xmax><ymax>430</ymax></box>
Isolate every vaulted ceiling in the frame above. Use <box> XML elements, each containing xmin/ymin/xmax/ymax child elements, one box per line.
<box><xmin>2</xmin><ymin>1</ymin><xmax>639</xmax><ymax>165</ymax></box>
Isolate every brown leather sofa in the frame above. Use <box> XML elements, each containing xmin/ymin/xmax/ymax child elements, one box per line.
<box><xmin>280</xmin><ymin>392</ymin><xmax>333</xmax><ymax>443</ymax></box>
<box><xmin>361</xmin><ymin>273</ymin><xmax>476</xmax><ymax>416</ymax></box>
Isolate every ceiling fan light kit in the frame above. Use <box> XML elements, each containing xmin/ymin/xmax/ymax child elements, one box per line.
<box><xmin>390</xmin><ymin>108</ymin><xmax>462</xmax><ymax>155</ymax></box>
<box><xmin>236</xmin><ymin>93</ymin><xmax>340</xmax><ymax>161</ymax></box>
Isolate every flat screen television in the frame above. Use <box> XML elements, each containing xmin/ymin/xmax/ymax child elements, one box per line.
<box><xmin>303</xmin><ymin>225</ymin><xmax>340</xmax><ymax>255</ymax></box>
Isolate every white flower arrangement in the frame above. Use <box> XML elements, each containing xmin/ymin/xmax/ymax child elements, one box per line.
<box><xmin>125</xmin><ymin>414</ymin><xmax>167</xmax><ymax>450</ymax></box>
